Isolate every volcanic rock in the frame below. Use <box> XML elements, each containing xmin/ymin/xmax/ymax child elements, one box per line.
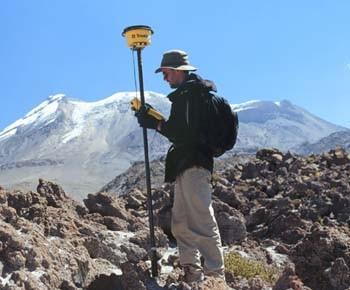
<box><xmin>1</xmin><ymin>147</ymin><xmax>350</xmax><ymax>289</ymax></box>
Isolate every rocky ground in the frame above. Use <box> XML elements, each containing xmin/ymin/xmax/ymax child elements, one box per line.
<box><xmin>1</xmin><ymin>147</ymin><xmax>350</xmax><ymax>290</ymax></box>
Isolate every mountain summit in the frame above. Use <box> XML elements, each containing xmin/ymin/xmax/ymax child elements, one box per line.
<box><xmin>0</xmin><ymin>92</ymin><xmax>345</xmax><ymax>199</ymax></box>
<box><xmin>0</xmin><ymin>92</ymin><xmax>170</xmax><ymax>199</ymax></box>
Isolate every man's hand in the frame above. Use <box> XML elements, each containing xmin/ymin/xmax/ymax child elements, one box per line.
<box><xmin>135</xmin><ymin>104</ymin><xmax>159</xmax><ymax>129</ymax></box>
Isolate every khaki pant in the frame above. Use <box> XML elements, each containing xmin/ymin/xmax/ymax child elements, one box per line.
<box><xmin>171</xmin><ymin>166</ymin><xmax>224</xmax><ymax>277</ymax></box>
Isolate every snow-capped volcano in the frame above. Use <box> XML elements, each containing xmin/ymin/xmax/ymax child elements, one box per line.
<box><xmin>232</xmin><ymin>99</ymin><xmax>345</xmax><ymax>152</ymax></box>
<box><xmin>0</xmin><ymin>92</ymin><xmax>171</xmax><ymax>200</ymax></box>
<box><xmin>0</xmin><ymin>92</ymin><xmax>345</xmax><ymax>200</ymax></box>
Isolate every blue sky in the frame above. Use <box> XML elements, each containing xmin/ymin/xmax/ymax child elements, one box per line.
<box><xmin>1</xmin><ymin>0</ymin><xmax>350</xmax><ymax>130</ymax></box>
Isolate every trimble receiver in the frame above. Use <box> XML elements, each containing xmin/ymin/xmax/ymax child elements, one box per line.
<box><xmin>122</xmin><ymin>25</ymin><xmax>153</xmax><ymax>50</ymax></box>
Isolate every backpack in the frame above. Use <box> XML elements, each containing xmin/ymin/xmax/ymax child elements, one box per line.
<box><xmin>200</xmin><ymin>92</ymin><xmax>239</xmax><ymax>157</ymax></box>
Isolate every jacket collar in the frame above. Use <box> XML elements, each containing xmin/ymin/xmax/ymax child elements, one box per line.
<box><xmin>167</xmin><ymin>73</ymin><xmax>217</xmax><ymax>102</ymax></box>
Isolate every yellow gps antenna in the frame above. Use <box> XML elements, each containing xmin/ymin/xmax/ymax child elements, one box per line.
<box><xmin>122</xmin><ymin>25</ymin><xmax>153</xmax><ymax>49</ymax></box>
<box><xmin>122</xmin><ymin>25</ymin><xmax>158</xmax><ymax>278</ymax></box>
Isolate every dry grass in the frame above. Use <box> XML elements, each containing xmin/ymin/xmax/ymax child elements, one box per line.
<box><xmin>224</xmin><ymin>251</ymin><xmax>280</xmax><ymax>283</ymax></box>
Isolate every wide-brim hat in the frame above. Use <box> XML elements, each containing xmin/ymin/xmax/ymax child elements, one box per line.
<box><xmin>155</xmin><ymin>50</ymin><xmax>197</xmax><ymax>73</ymax></box>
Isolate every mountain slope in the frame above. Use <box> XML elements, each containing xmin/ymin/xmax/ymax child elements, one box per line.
<box><xmin>233</xmin><ymin>100</ymin><xmax>344</xmax><ymax>152</ymax></box>
<box><xmin>295</xmin><ymin>130</ymin><xmax>350</xmax><ymax>154</ymax></box>
<box><xmin>0</xmin><ymin>92</ymin><xmax>171</xmax><ymax>199</ymax></box>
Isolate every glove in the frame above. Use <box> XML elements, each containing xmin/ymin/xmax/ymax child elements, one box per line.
<box><xmin>135</xmin><ymin>104</ymin><xmax>159</xmax><ymax>129</ymax></box>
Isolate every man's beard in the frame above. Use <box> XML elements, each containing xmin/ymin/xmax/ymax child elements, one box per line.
<box><xmin>170</xmin><ymin>83</ymin><xmax>179</xmax><ymax>89</ymax></box>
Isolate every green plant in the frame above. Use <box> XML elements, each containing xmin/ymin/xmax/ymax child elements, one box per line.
<box><xmin>224</xmin><ymin>251</ymin><xmax>280</xmax><ymax>283</ymax></box>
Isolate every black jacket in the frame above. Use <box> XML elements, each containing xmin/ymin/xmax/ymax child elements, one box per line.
<box><xmin>159</xmin><ymin>73</ymin><xmax>217</xmax><ymax>182</ymax></box>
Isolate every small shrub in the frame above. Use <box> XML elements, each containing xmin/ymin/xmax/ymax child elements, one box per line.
<box><xmin>224</xmin><ymin>251</ymin><xmax>280</xmax><ymax>283</ymax></box>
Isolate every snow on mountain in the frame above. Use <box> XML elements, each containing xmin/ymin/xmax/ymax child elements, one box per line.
<box><xmin>0</xmin><ymin>94</ymin><xmax>64</xmax><ymax>141</ymax></box>
<box><xmin>232</xmin><ymin>99</ymin><xmax>344</xmax><ymax>152</ymax></box>
<box><xmin>0</xmin><ymin>91</ymin><xmax>171</xmax><ymax>200</ymax></box>
<box><xmin>0</xmin><ymin>93</ymin><xmax>345</xmax><ymax>200</ymax></box>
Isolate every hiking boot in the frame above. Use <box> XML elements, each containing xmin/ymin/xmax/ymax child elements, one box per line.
<box><xmin>183</xmin><ymin>265</ymin><xmax>204</xmax><ymax>283</ymax></box>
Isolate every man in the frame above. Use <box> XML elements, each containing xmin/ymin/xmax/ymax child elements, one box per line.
<box><xmin>136</xmin><ymin>50</ymin><xmax>225</xmax><ymax>283</ymax></box>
